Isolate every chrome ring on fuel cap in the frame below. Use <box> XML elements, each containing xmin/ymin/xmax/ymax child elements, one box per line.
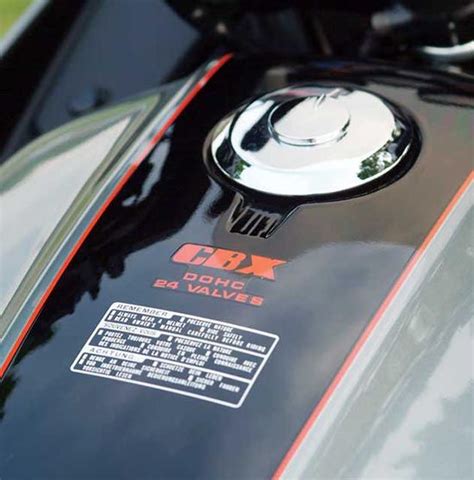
<box><xmin>208</xmin><ymin>85</ymin><xmax>415</xmax><ymax>197</ymax></box>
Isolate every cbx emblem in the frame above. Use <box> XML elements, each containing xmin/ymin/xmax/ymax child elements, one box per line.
<box><xmin>172</xmin><ymin>243</ymin><xmax>286</xmax><ymax>280</ymax></box>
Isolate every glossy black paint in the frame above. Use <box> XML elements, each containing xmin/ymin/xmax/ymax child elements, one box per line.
<box><xmin>0</xmin><ymin>57</ymin><xmax>472</xmax><ymax>479</ymax></box>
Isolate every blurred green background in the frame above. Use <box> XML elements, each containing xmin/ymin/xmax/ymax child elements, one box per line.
<box><xmin>0</xmin><ymin>0</ymin><xmax>33</xmax><ymax>37</ymax></box>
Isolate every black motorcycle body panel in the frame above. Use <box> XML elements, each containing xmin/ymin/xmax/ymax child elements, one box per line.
<box><xmin>0</xmin><ymin>57</ymin><xmax>472</xmax><ymax>479</ymax></box>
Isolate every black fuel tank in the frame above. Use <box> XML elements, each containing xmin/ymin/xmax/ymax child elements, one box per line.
<box><xmin>0</xmin><ymin>56</ymin><xmax>472</xmax><ymax>479</ymax></box>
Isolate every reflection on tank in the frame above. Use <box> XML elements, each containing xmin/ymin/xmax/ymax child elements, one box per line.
<box><xmin>0</xmin><ymin>120</ymin><xmax>233</xmax><ymax>420</ymax></box>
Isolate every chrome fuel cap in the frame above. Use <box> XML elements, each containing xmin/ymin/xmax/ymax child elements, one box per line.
<box><xmin>209</xmin><ymin>85</ymin><xmax>415</xmax><ymax>197</ymax></box>
<box><xmin>268</xmin><ymin>90</ymin><xmax>350</xmax><ymax>146</ymax></box>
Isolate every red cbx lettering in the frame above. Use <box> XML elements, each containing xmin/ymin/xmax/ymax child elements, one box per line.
<box><xmin>172</xmin><ymin>243</ymin><xmax>286</xmax><ymax>280</ymax></box>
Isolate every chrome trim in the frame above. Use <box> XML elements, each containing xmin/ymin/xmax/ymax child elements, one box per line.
<box><xmin>267</xmin><ymin>89</ymin><xmax>350</xmax><ymax>147</ymax></box>
<box><xmin>417</xmin><ymin>41</ymin><xmax>474</xmax><ymax>63</ymax></box>
<box><xmin>210</xmin><ymin>85</ymin><xmax>415</xmax><ymax>197</ymax></box>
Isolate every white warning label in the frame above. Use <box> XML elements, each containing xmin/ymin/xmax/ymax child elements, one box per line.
<box><xmin>70</xmin><ymin>302</ymin><xmax>279</xmax><ymax>408</ymax></box>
